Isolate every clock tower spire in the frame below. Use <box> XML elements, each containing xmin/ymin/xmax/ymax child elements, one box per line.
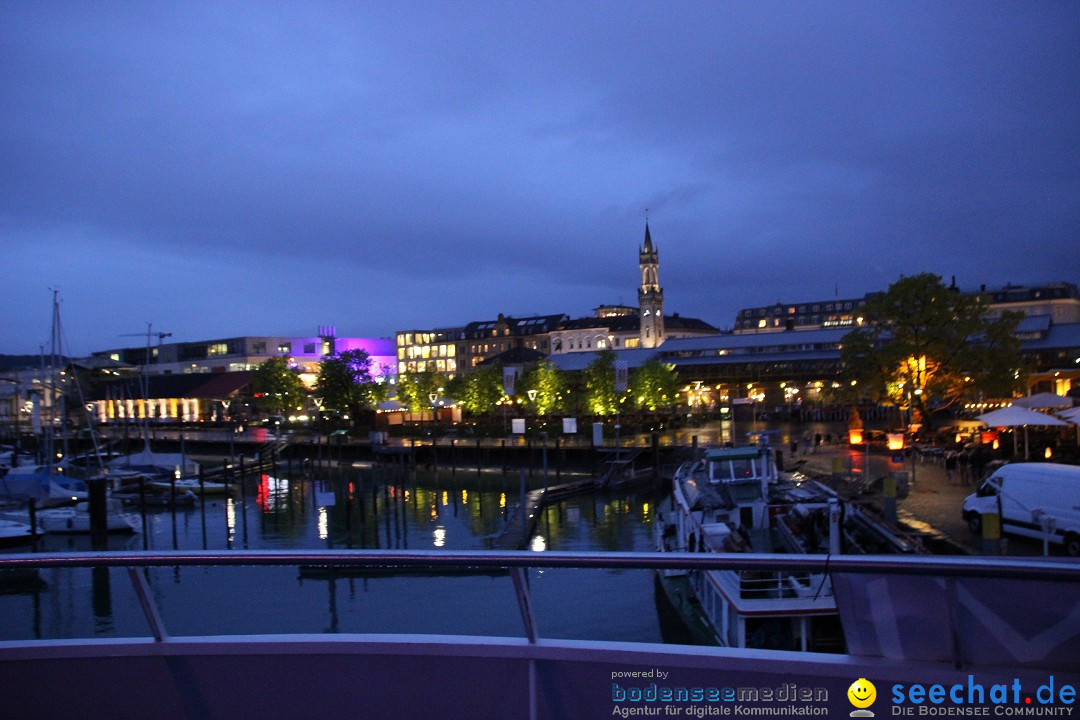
<box><xmin>638</xmin><ymin>221</ymin><xmax>664</xmax><ymax>348</ymax></box>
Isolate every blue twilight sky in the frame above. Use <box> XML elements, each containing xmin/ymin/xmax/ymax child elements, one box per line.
<box><xmin>1</xmin><ymin>1</ymin><xmax>1078</xmax><ymax>356</ymax></box>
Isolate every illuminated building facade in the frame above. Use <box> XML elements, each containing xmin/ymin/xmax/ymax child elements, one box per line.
<box><xmin>93</xmin><ymin>327</ymin><xmax>396</xmax><ymax>380</ymax></box>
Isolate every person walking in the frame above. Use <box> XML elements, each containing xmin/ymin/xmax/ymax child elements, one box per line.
<box><xmin>944</xmin><ymin>451</ymin><xmax>958</xmax><ymax>485</ymax></box>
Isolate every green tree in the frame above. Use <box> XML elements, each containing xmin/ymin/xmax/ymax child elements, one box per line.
<box><xmin>840</xmin><ymin>273</ymin><xmax>1025</xmax><ymax>427</ymax></box>
<box><xmin>251</xmin><ymin>356</ymin><xmax>306</xmax><ymax>415</ymax></box>
<box><xmin>582</xmin><ymin>349</ymin><xmax>623</xmax><ymax>415</ymax></box>
<box><xmin>632</xmin><ymin>359</ymin><xmax>679</xmax><ymax>411</ymax></box>
<box><xmin>395</xmin><ymin>371</ymin><xmax>442</xmax><ymax>413</ymax></box>
<box><xmin>523</xmin><ymin>360</ymin><xmax>567</xmax><ymax>416</ymax></box>
<box><xmin>315</xmin><ymin>350</ymin><xmax>387</xmax><ymax>424</ymax></box>
<box><xmin>455</xmin><ymin>365</ymin><xmax>504</xmax><ymax>415</ymax></box>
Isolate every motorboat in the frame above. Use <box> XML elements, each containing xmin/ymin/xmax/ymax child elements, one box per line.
<box><xmin>0</xmin><ymin>517</ymin><xmax>37</xmax><ymax>548</ymax></box>
<box><xmin>146</xmin><ymin>477</ymin><xmax>229</xmax><ymax>496</ymax></box>
<box><xmin>36</xmin><ymin>499</ymin><xmax>140</xmax><ymax>534</ymax></box>
<box><xmin>654</xmin><ymin>442</ymin><xmax>918</xmax><ymax>652</ymax></box>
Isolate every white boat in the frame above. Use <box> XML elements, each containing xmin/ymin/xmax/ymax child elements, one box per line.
<box><xmin>654</xmin><ymin>442</ymin><xmax>918</xmax><ymax>652</ymax></box>
<box><xmin>0</xmin><ymin>517</ymin><xmax>37</xmax><ymax>548</ymax></box>
<box><xmin>106</xmin><ymin>443</ymin><xmax>200</xmax><ymax>479</ymax></box>
<box><xmin>146</xmin><ymin>477</ymin><xmax>228</xmax><ymax>496</ymax></box>
<box><xmin>36</xmin><ymin>499</ymin><xmax>140</xmax><ymax>534</ymax></box>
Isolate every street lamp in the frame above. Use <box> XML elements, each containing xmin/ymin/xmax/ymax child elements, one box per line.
<box><xmin>429</xmin><ymin>392</ymin><xmax>439</xmax><ymax>435</ymax></box>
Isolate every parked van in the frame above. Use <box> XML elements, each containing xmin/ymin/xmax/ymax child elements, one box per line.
<box><xmin>963</xmin><ymin>463</ymin><xmax>1080</xmax><ymax>556</ymax></box>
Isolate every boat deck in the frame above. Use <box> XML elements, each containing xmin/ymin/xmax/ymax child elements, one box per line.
<box><xmin>1</xmin><ymin>550</ymin><xmax>1077</xmax><ymax>719</ymax></box>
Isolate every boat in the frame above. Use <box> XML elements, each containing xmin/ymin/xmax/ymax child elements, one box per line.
<box><xmin>0</xmin><ymin>518</ymin><xmax>37</xmax><ymax>548</ymax></box>
<box><xmin>654</xmin><ymin>441</ymin><xmax>919</xmax><ymax>652</ymax></box>
<box><xmin>146</xmin><ymin>477</ymin><xmax>228</xmax><ymax>496</ymax></box>
<box><xmin>0</xmin><ymin>463</ymin><xmax>89</xmax><ymax>501</ymax></box>
<box><xmin>106</xmin><ymin>443</ymin><xmax>200</xmax><ymax>480</ymax></box>
<box><xmin>35</xmin><ymin>499</ymin><xmax>140</xmax><ymax>534</ymax></box>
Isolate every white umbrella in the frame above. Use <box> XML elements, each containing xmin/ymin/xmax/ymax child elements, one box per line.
<box><xmin>977</xmin><ymin>406</ymin><xmax>1071</xmax><ymax>459</ymax></box>
<box><xmin>1059</xmin><ymin>406</ymin><xmax>1080</xmax><ymax>421</ymax></box>
<box><xmin>1012</xmin><ymin>392</ymin><xmax>1074</xmax><ymax>410</ymax></box>
<box><xmin>977</xmin><ymin>406</ymin><xmax>1070</xmax><ymax>427</ymax></box>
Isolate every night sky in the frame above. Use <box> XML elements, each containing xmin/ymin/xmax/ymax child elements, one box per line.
<box><xmin>2</xmin><ymin>1</ymin><xmax>1077</xmax><ymax>356</ymax></box>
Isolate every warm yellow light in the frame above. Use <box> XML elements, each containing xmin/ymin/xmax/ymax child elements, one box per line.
<box><xmin>1045</xmin><ymin>447</ymin><xmax>1053</xmax><ymax>460</ymax></box>
<box><xmin>887</xmin><ymin>433</ymin><xmax>904</xmax><ymax>451</ymax></box>
<box><xmin>849</xmin><ymin>429</ymin><xmax>864</xmax><ymax>445</ymax></box>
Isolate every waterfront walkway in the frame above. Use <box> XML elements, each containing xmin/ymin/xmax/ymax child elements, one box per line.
<box><xmin>789</xmin><ymin>440</ymin><xmax>1058</xmax><ymax>557</ymax></box>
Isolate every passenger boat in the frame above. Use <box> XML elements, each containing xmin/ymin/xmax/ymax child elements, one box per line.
<box><xmin>654</xmin><ymin>442</ymin><xmax>919</xmax><ymax>652</ymax></box>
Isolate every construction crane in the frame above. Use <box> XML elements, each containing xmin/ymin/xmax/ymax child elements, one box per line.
<box><xmin>119</xmin><ymin>324</ymin><xmax>172</xmax><ymax>347</ymax></box>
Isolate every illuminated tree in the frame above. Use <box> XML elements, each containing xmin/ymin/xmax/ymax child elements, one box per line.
<box><xmin>840</xmin><ymin>273</ymin><xmax>1025</xmax><ymax>427</ymax></box>
<box><xmin>632</xmin><ymin>359</ymin><xmax>679</xmax><ymax>411</ymax></box>
<box><xmin>582</xmin><ymin>349</ymin><xmax>622</xmax><ymax>415</ymax></box>
<box><xmin>315</xmin><ymin>350</ymin><xmax>386</xmax><ymax>422</ymax></box>
<box><xmin>395</xmin><ymin>371</ymin><xmax>442</xmax><ymax>413</ymax></box>
<box><xmin>251</xmin><ymin>356</ymin><xmax>306</xmax><ymax>415</ymax></box>
<box><xmin>453</xmin><ymin>365</ymin><xmax>504</xmax><ymax>415</ymax></box>
<box><xmin>523</xmin><ymin>360</ymin><xmax>567</xmax><ymax>416</ymax></box>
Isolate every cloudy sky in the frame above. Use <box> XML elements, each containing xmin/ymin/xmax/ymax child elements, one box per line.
<box><xmin>2</xmin><ymin>1</ymin><xmax>1077</xmax><ymax>356</ymax></box>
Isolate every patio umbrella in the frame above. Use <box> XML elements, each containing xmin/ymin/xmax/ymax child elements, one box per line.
<box><xmin>1012</xmin><ymin>392</ymin><xmax>1074</xmax><ymax>410</ymax></box>
<box><xmin>976</xmin><ymin>406</ymin><xmax>1071</xmax><ymax>459</ymax></box>
<box><xmin>1058</xmin><ymin>406</ymin><xmax>1080</xmax><ymax>445</ymax></box>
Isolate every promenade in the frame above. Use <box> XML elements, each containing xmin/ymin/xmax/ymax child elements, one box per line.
<box><xmin>789</xmin><ymin>439</ymin><xmax>1061</xmax><ymax>557</ymax></box>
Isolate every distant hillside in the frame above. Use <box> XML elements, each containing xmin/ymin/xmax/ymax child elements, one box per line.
<box><xmin>0</xmin><ymin>354</ymin><xmax>66</xmax><ymax>372</ymax></box>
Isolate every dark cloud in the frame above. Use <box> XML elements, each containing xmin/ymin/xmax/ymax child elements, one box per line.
<box><xmin>1</xmin><ymin>1</ymin><xmax>1076</xmax><ymax>353</ymax></box>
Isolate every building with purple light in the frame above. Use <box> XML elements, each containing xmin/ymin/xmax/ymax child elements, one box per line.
<box><xmin>92</xmin><ymin>327</ymin><xmax>396</xmax><ymax>380</ymax></box>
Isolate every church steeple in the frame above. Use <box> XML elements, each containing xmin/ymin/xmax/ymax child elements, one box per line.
<box><xmin>638</xmin><ymin>221</ymin><xmax>664</xmax><ymax>348</ymax></box>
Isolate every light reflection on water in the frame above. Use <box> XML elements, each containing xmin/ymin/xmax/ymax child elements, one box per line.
<box><xmin>0</xmin><ymin>465</ymin><xmax>661</xmax><ymax>644</ymax></box>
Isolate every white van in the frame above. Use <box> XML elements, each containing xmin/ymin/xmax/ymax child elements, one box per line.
<box><xmin>963</xmin><ymin>463</ymin><xmax>1080</xmax><ymax>556</ymax></box>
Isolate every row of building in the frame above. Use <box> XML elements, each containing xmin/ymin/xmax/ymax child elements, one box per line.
<box><xmin>2</xmin><ymin>224</ymin><xmax>1079</xmax><ymax>425</ymax></box>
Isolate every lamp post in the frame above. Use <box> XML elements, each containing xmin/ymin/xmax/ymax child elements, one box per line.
<box><xmin>429</xmin><ymin>392</ymin><xmax>439</xmax><ymax>437</ymax></box>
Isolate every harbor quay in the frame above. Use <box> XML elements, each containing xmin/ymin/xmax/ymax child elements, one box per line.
<box><xmin>84</xmin><ymin>415</ymin><xmax>1072</xmax><ymax>558</ymax></box>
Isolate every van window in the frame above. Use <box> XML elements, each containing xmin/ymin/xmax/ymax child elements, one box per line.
<box><xmin>976</xmin><ymin>481</ymin><xmax>1000</xmax><ymax>498</ymax></box>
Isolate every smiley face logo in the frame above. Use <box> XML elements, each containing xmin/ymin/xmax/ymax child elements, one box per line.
<box><xmin>848</xmin><ymin>678</ymin><xmax>877</xmax><ymax>711</ymax></box>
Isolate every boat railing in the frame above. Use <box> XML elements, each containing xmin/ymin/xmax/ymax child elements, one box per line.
<box><xmin>701</xmin><ymin>565</ymin><xmax>834</xmax><ymax>608</ymax></box>
<box><xmin>2</xmin><ymin>550</ymin><xmax>1079</xmax><ymax>718</ymax></box>
<box><xmin>2</xmin><ymin>549</ymin><xmax>1076</xmax><ymax>643</ymax></box>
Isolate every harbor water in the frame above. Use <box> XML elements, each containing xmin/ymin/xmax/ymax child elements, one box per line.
<box><xmin>0</xmin><ymin>464</ymin><xmax>663</xmax><ymax>644</ymax></box>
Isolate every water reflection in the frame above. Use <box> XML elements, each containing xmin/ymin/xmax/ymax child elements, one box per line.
<box><xmin>0</xmin><ymin>464</ymin><xmax>661</xmax><ymax>643</ymax></box>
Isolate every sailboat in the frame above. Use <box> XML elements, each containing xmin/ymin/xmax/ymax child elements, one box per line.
<box><xmin>103</xmin><ymin>324</ymin><xmax>201</xmax><ymax>481</ymax></box>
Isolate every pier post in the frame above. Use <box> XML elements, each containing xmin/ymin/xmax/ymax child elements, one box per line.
<box><xmin>138</xmin><ymin>478</ymin><xmax>148</xmax><ymax>545</ymax></box>
<box><xmin>541</xmin><ymin>432</ymin><xmax>549</xmax><ymax>493</ymax></box>
<box><xmin>652</xmin><ymin>431</ymin><xmax>660</xmax><ymax>484</ymax></box>
<box><xmin>519</xmin><ymin>469</ymin><xmax>528</xmax><ymax>545</ymax></box>
<box><xmin>88</xmin><ymin>475</ymin><xmax>108</xmax><ymax>549</ymax></box>
<box><xmin>555</xmin><ymin>436</ymin><xmax>562</xmax><ymax>481</ymax></box>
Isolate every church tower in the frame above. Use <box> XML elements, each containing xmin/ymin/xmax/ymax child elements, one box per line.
<box><xmin>638</xmin><ymin>222</ymin><xmax>664</xmax><ymax>348</ymax></box>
